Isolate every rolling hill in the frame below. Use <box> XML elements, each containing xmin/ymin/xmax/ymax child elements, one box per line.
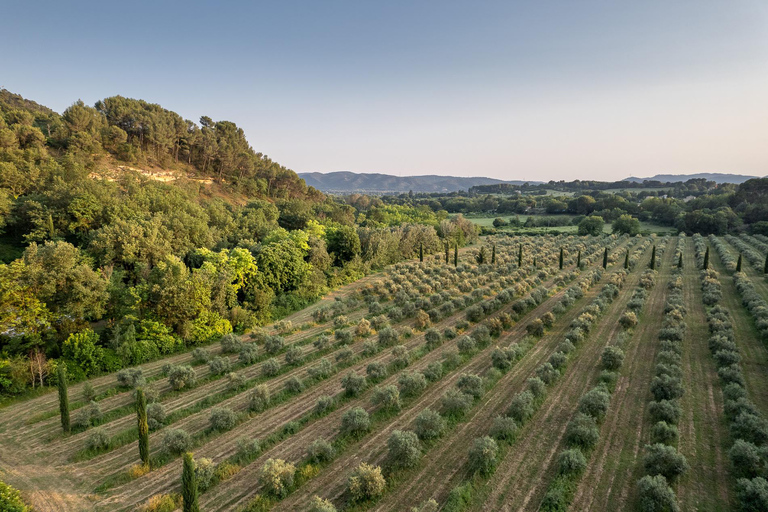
<box><xmin>299</xmin><ymin>171</ymin><xmax>541</xmax><ymax>193</ymax></box>
<box><xmin>623</xmin><ymin>173</ymin><xmax>760</xmax><ymax>184</ymax></box>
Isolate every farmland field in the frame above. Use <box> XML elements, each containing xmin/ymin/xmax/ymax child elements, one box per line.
<box><xmin>2</xmin><ymin>233</ymin><xmax>766</xmax><ymax>512</ymax></box>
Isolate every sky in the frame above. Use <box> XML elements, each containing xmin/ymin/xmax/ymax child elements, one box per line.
<box><xmin>2</xmin><ymin>0</ymin><xmax>767</xmax><ymax>181</ymax></box>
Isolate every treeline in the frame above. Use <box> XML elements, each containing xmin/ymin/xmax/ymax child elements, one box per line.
<box><xmin>0</xmin><ymin>90</ymin><xmax>479</xmax><ymax>395</ymax></box>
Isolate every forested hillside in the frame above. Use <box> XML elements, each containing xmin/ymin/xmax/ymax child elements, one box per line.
<box><xmin>0</xmin><ymin>90</ymin><xmax>478</xmax><ymax>396</ymax></box>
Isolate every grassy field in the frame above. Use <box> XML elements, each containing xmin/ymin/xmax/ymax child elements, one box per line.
<box><xmin>0</xmin><ymin>234</ymin><xmax>754</xmax><ymax>512</ymax></box>
<box><xmin>463</xmin><ymin>214</ymin><xmax>676</xmax><ymax>235</ymax></box>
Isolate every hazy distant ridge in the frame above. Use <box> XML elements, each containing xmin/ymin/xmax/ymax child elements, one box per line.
<box><xmin>623</xmin><ymin>173</ymin><xmax>759</xmax><ymax>184</ymax></box>
<box><xmin>299</xmin><ymin>171</ymin><xmax>541</xmax><ymax>193</ymax></box>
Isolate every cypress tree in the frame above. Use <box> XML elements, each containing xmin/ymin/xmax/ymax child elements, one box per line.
<box><xmin>703</xmin><ymin>247</ymin><xmax>709</xmax><ymax>270</ymax></box>
<box><xmin>491</xmin><ymin>244</ymin><xmax>496</xmax><ymax>264</ymax></box>
<box><xmin>454</xmin><ymin>243</ymin><xmax>458</xmax><ymax>267</ymax></box>
<box><xmin>678</xmin><ymin>252</ymin><xmax>683</xmax><ymax>269</ymax></box>
<box><xmin>477</xmin><ymin>246</ymin><xmax>486</xmax><ymax>265</ymax></box>
<box><xmin>559</xmin><ymin>248</ymin><xmax>564</xmax><ymax>270</ymax></box>
<box><xmin>518</xmin><ymin>245</ymin><xmax>523</xmax><ymax>267</ymax></box>
<box><xmin>182</xmin><ymin>452</ymin><xmax>199</xmax><ymax>512</ymax></box>
<box><xmin>137</xmin><ymin>388</ymin><xmax>149</xmax><ymax>466</ymax></box>
<box><xmin>419</xmin><ymin>242</ymin><xmax>423</xmax><ymax>263</ymax></box>
<box><xmin>602</xmin><ymin>248</ymin><xmax>608</xmax><ymax>269</ymax></box>
<box><xmin>533</xmin><ymin>257</ymin><xmax>537</xmax><ymax>268</ymax></box>
<box><xmin>764</xmin><ymin>253</ymin><xmax>768</xmax><ymax>274</ymax></box>
<box><xmin>57</xmin><ymin>363</ymin><xmax>70</xmax><ymax>433</ymax></box>
<box><xmin>736</xmin><ymin>253</ymin><xmax>742</xmax><ymax>272</ymax></box>
<box><xmin>650</xmin><ymin>245</ymin><xmax>656</xmax><ymax>269</ymax></box>
<box><xmin>444</xmin><ymin>242</ymin><xmax>449</xmax><ymax>263</ymax></box>
<box><xmin>624</xmin><ymin>250</ymin><xmax>629</xmax><ymax>269</ymax></box>
<box><xmin>577</xmin><ymin>250</ymin><xmax>581</xmax><ymax>268</ymax></box>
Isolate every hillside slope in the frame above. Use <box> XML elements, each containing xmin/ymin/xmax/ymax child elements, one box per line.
<box><xmin>300</xmin><ymin>171</ymin><xmax>541</xmax><ymax>193</ymax></box>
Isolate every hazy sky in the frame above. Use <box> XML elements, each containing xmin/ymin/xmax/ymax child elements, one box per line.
<box><xmin>2</xmin><ymin>0</ymin><xmax>767</xmax><ymax>181</ymax></box>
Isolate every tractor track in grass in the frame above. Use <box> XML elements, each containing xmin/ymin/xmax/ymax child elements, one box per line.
<box><xmin>474</xmin><ymin>242</ymin><xmax>665</xmax><ymax>512</ymax></box>
<box><xmin>274</xmin><ymin>260</ymin><xmax>621</xmax><ymax>511</ymax></box>
<box><xmin>99</xmin><ymin>249</ymin><xmax>580</xmax><ymax>511</ymax></box>
<box><xmin>710</xmin><ymin>242</ymin><xmax>768</xmax><ymax>417</ymax></box>
<box><xmin>674</xmin><ymin>237</ymin><xmax>731</xmax><ymax>511</ymax></box>
<box><xmin>566</xmin><ymin>241</ymin><xmax>675</xmax><ymax>511</ymax></box>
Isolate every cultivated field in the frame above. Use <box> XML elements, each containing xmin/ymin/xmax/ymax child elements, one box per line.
<box><xmin>1</xmin><ymin>233</ymin><xmax>766</xmax><ymax>512</ymax></box>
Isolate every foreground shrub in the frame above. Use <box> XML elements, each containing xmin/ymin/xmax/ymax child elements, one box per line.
<box><xmin>558</xmin><ymin>448</ymin><xmax>587</xmax><ymax>475</ymax></box>
<box><xmin>161</xmin><ymin>428</ymin><xmax>191</xmax><ymax>455</ymax></box>
<box><xmin>387</xmin><ymin>430</ymin><xmax>422</xmax><ymax>468</ymax></box>
<box><xmin>565</xmin><ymin>412</ymin><xmax>600</xmax><ymax>449</ymax></box>
<box><xmin>249</xmin><ymin>384</ymin><xmax>270</xmax><ymax>412</ymax></box>
<box><xmin>307</xmin><ymin>438</ymin><xmax>335</xmax><ymax>463</ymax></box>
<box><xmin>372</xmin><ymin>385</ymin><xmax>401</xmax><ymax>412</ymax></box>
<box><xmin>643</xmin><ymin>443</ymin><xmax>689</xmax><ymax>483</ymax></box>
<box><xmin>508</xmin><ymin>390</ymin><xmax>536</xmax><ymax>423</ymax></box>
<box><xmin>348</xmin><ymin>463</ymin><xmax>386</xmax><ymax>501</ymax></box>
<box><xmin>414</xmin><ymin>408</ymin><xmax>445</xmax><ymax>440</ymax></box>
<box><xmin>209</xmin><ymin>407</ymin><xmax>237</xmax><ymax>432</ymax></box>
<box><xmin>601</xmin><ymin>346</ymin><xmax>625</xmax><ymax>371</ymax></box>
<box><xmin>259</xmin><ymin>458</ymin><xmax>295</xmax><ymax>497</ymax></box>
<box><xmin>736</xmin><ymin>477</ymin><xmax>768</xmax><ymax>512</ymax></box>
<box><xmin>147</xmin><ymin>402</ymin><xmax>167</xmax><ymax>431</ymax></box>
<box><xmin>309</xmin><ymin>496</ymin><xmax>337</xmax><ymax>512</ymax></box>
<box><xmin>578</xmin><ymin>386</ymin><xmax>610</xmax><ymax>419</ymax></box>
<box><xmin>490</xmin><ymin>416</ymin><xmax>518</xmax><ymax>441</ymax></box>
<box><xmin>469</xmin><ymin>436</ymin><xmax>499</xmax><ymax>475</ymax></box>
<box><xmin>341</xmin><ymin>407</ymin><xmax>371</xmax><ymax>436</ymax></box>
<box><xmin>117</xmin><ymin>368</ymin><xmax>145</xmax><ymax>388</ymax></box>
<box><xmin>86</xmin><ymin>427</ymin><xmax>110</xmax><ymax>451</ymax></box>
<box><xmin>636</xmin><ymin>475</ymin><xmax>679</xmax><ymax>512</ymax></box>
<box><xmin>167</xmin><ymin>365</ymin><xmax>196</xmax><ymax>391</ymax></box>
<box><xmin>650</xmin><ymin>421</ymin><xmax>678</xmax><ymax>445</ymax></box>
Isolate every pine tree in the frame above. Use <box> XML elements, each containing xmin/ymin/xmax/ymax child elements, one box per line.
<box><xmin>57</xmin><ymin>363</ymin><xmax>70</xmax><ymax>433</ymax></box>
<box><xmin>577</xmin><ymin>250</ymin><xmax>581</xmax><ymax>268</ymax></box>
<box><xmin>182</xmin><ymin>452</ymin><xmax>199</xmax><ymax>512</ymax></box>
<box><xmin>704</xmin><ymin>247</ymin><xmax>710</xmax><ymax>270</ymax></box>
<box><xmin>137</xmin><ymin>388</ymin><xmax>149</xmax><ymax>466</ymax></box>
<box><xmin>736</xmin><ymin>254</ymin><xmax>742</xmax><ymax>272</ymax></box>
<box><xmin>491</xmin><ymin>244</ymin><xmax>496</xmax><ymax>264</ymax></box>
<box><xmin>419</xmin><ymin>242</ymin><xmax>423</xmax><ymax>263</ymax></box>
<box><xmin>454</xmin><ymin>243</ymin><xmax>458</xmax><ymax>267</ymax></box>
<box><xmin>559</xmin><ymin>248</ymin><xmax>564</xmax><ymax>270</ymax></box>
<box><xmin>603</xmin><ymin>248</ymin><xmax>608</xmax><ymax>269</ymax></box>
<box><xmin>518</xmin><ymin>245</ymin><xmax>523</xmax><ymax>267</ymax></box>
<box><xmin>678</xmin><ymin>252</ymin><xmax>683</xmax><ymax>269</ymax></box>
<box><xmin>650</xmin><ymin>245</ymin><xmax>656</xmax><ymax>269</ymax></box>
<box><xmin>624</xmin><ymin>250</ymin><xmax>629</xmax><ymax>269</ymax></box>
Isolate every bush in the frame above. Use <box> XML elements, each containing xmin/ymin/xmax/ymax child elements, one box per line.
<box><xmin>578</xmin><ymin>387</ymin><xmax>610</xmax><ymax>419</ymax></box>
<box><xmin>73</xmin><ymin>400</ymin><xmax>103</xmax><ymax>428</ymax></box>
<box><xmin>558</xmin><ymin>448</ymin><xmax>587</xmax><ymax>475</ymax></box>
<box><xmin>650</xmin><ymin>375</ymin><xmax>684</xmax><ymax>401</ymax></box>
<box><xmin>208</xmin><ymin>356</ymin><xmax>231</xmax><ymax>375</ymax></box>
<box><xmin>649</xmin><ymin>400</ymin><xmax>681</xmax><ymax>425</ymax></box>
<box><xmin>309</xmin><ymin>496</ymin><xmax>337</xmax><ymax>512</ymax></box>
<box><xmin>527</xmin><ymin>377</ymin><xmax>547</xmax><ymax>399</ymax></box>
<box><xmin>167</xmin><ymin>365</ymin><xmax>196</xmax><ymax>390</ymax></box>
<box><xmin>565</xmin><ymin>412</ymin><xmax>600</xmax><ymax>449</ymax></box>
<box><xmin>490</xmin><ymin>415</ymin><xmax>518</xmax><ymax>441</ymax></box>
<box><xmin>335</xmin><ymin>328</ymin><xmax>354</xmax><ymax>346</ymax></box>
<box><xmin>730</xmin><ymin>439</ymin><xmax>764</xmax><ymax>479</ymax></box>
<box><xmin>425</xmin><ymin>328</ymin><xmax>442</xmax><ymax>350</ymax></box>
<box><xmin>736</xmin><ymin>477</ymin><xmax>768</xmax><ymax>512</ymax></box>
<box><xmin>414</xmin><ymin>408</ymin><xmax>445</xmax><ymax>440</ymax></box>
<box><xmin>221</xmin><ymin>333</ymin><xmax>242</xmax><ymax>353</ymax></box>
<box><xmin>469</xmin><ymin>436</ymin><xmax>498</xmax><ymax>475</ymax></box>
<box><xmin>636</xmin><ymin>475</ymin><xmax>679</xmax><ymax>512</ymax></box>
<box><xmin>508</xmin><ymin>390</ymin><xmax>536</xmax><ymax>423</ymax></box>
<box><xmin>457</xmin><ymin>373</ymin><xmax>484</xmax><ymax>398</ymax></box>
<box><xmin>526</xmin><ymin>319</ymin><xmax>545</xmax><ymax>337</ymax></box>
<box><xmin>423</xmin><ymin>361</ymin><xmax>444</xmax><ymax>382</ymax></box>
<box><xmin>466</xmin><ymin>305</ymin><xmax>484</xmax><ymax>323</ymax></box>
<box><xmin>209</xmin><ymin>407</ymin><xmax>237</xmax><ymax>432</ymax></box>
<box><xmin>341</xmin><ymin>407</ymin><xmax>371</xmax><ymax>435</ymax></box>
<box><xmin>262</xmin><ymin>358</ymin><xmax>280</xmax><ymax>377</ymax></box>
<box><xmin>117</xmin><ymin>368</ymin><xmax>145</xmax><ymax>388</ymax></box>
<box><xmin>391</xmin><ymin>345</ymin><xmax>410</xmax><ymax>369</ymax></box>
<box><xmin>601</xmin><ymin>346</ymin><xmax>625</xmax><ymax>371</ymax></box>
<box><xmin>191</xmin><ymin>347</ymin><xmax>211</xmax><ymax>364</ymax></box>
<box><xmin>285</xmin><ymin>346</ymin><xmax>303</xmax><ymax>366</ymax></box>
<box><xmin>378</xmin><ymin>327</ymin><xmax>399</xmax><ymax>347</ymax></box>
<box><xmin>643</xmin><ymin>443</ymin><xmax>689</xmax><ymax>483</ymax></box>
<box><xmin>732</xmin><ymin>412</ymin><xmax>768</xmax><ymax>445</ymax></box>
<box><xmin>340</xmin><ymin>371</ymin><xmax>365</xmax><ymax>397</ymax></box>
<box><xmin>619</xmin><ymin>311</ymin><xmax>638</xmax><ymax>329</ymax></box>
<box><xmin>86</xmin><ymin>427</ymin><xmax>110</xmax><ymax>451</ymax></box>
<box><xmin>236</xmin><ymin>436</ymin><xmax>261</xmax><ymax>458</ymax></box>
<box><xmin>536</xmin><ymin>363</ymin><xmax>559</xmax><ymax>385</ymax></box>
<box><xmin>398</xmin><ymin>371</ymin><xmax>427</xmax><ymax>397</ymax></box>
<box><xmin>264</xmin><ymin>335</ymin><xmax>285</xmax><ymax>354</ymax></box>
<box><xmin>348</xmin><ymin>463</ymin><xmax>386</xmax><ymax>502</ymax></box>
<box><xmin>300</xmin><ymin>438</ymin><xmax>335</xmax><ymax>466</ymax></box>
<box><xmin>336</xmin><ymin>347</ymin><xmax>354</xmax><ymax>362</ymax></box>
<box><xmin>161</xmin><ymin>428</ymin><xmax>191</xmax><ymax>455</ymax></box>
<box><xmin>259</xmin><ymin>458</ymin><xmax>295</xmax><ymax>497</ymax></box>
<box><xmin>491</xmin><ymin>346</ymin><xmax>515</xmax><ymax>370</ymax></box>
<box><xmin>456</xmin><ymin>336</ymin><xmax>476</xmax><ymax>354</ymax></box>
<box><xmin>249</xmin><ymin>384</ymin><xmax>271</xmax><ymax>412</ymax></box>
<box><xmin>147</xmin><ymin>402</ymin><xmax>167</xmax><ymax>431</ymax></box>
<box><xmin>0</xmin><ymin>480</ymin><xmax>32</xmax><ymax>512</ymax></box>
<box><xmin>650</xmin><ymin>421</ymin><xmax>678</xmax><ymax>445</ymax></box>
<box><xmin>307</xmin><ymin>358</ymin><xmax>333</xmax><ymax>380</ymax></box>
<box><xmin>387</xmin><ymin>430</ymin><xmax>422</xmax><ymax>468</ymax></box>
<box><xmin>372</xmin><ymin>385</ymin><xmax>401</xmax><ymax>411</ymax></box>
<box><xmin>239</xmin><ymin>343</ymin><xmax>259</xmax><ymax>364</ymax></box>
<box><xmin>195</xmin><ymin>457</ymin><xmax>216</xmax><ymax>491</ymax></box>
<box><xmin>549</xmin><ymin>351</ymin><xmax>567</xmax><ymax>370</ymax></box>
<box><xmin>315</xmin><ymin>395</ymin><xmax>335</xmax><ymax>415</ymax></box>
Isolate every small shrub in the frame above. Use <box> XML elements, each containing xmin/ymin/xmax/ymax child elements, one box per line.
<box><xmin>161</xmin><ymin>428</ymin><xmax>191</xmax><ymax>455</ymax></box>
<box><xmin>469</xmin><ymin>436</ymin><xmax>498</xmax><ymax>475</ymax></box>
<box><xmin>73</xmin><ymin>400</ymin><xmax>102</xmax><ymax>428</ymax></box>
<box><xmin>236</xmin><ymin>437</ymin><xmax>261</xmax><ymax>458</ymax></box>
<box><xmin>239</xmin><ymin>343</ymin><xmax>259</xmax><ymax>364</ymax></box>
<box><xmin>209</xmin><ymin>407</ymin><xmax>237</xmax><ymax>432</ymax></box>
<box><xmin>348</xmin><ymin>463</ymin><xmax>386</xmax><ymax>502</ymax></box>
<box><xmin>221</xmin><ymin>333</ymin><xmax>242</xmax><ymax>353</ymax></box>
<box><xmin>387</xmin><ymin>430</ymin><xmax>422</xmax><ymax>468</ymax></box>
<box><xmin>457</xmin><ymin>373</ymin><xmax>484</xmax><ymax>398</ymax></box>
<box><xmin>423</xmin><ymin>361</ymin><xmax>444</xmax><ymax>382</ymax></box>
<box><xmin>736</xmin><ymin>477</ymin><xmax>768</xmax><ymax>512</ymax></box>
<box><xmin>264</xmin><ymin>335</ymin><xmax>285</xmax><ymax>354</ymax></box>
<box><xmin>262</xmin><ymin>358</ymin><xmax>280</xmax><ymax>377</ymax></box>
<box><xmin>372</xmin><ymin>385</ymin><xmax>401</xmax><ymax>411</ymax></box>
<box><xmin>732</xmin><ymin>412</ymin><xmax>768</xmax><ymax>445</ymax></box>
<box><xmin>414</xmin><ymin>408</ymin><xmax>445</xmax><ymax>440</ymax></box>
<box><xmin>208</xmin><ymin>356</ymin><xmax>231</xmax><ymax>375</ymax></box>
<box><xmin>565</xmin><ymin>412</ymin><xmax>600</xmax><ymax>449</ymax></box>
<box><xmin>147</xmin><ymin>402</ymin><xmax>167</xmax><ymax>431</ymax></box>
<box><xmin>558</xmin><ymin>448</ymin><xmax>587</xmax><ymax>475</ymax></box>
<box><xmin>398</xmin><ymin>371</ymin><xmax>428</xmax><ymax>397</ymax></box>
<box><xmin>536</xmin><ymin>363</ymin><xmax>559</xmax><ymax>385</ymax></box>
<box><xmin>578</xmin><ymin>386</ymin><xmax>610</xmax><ymax>419</ymax></box>
<box><xmin>315</xmin><ymin>395</ymin><xmax>335</xmax><ymax>415</ymax></box>
<box><xmin>309</xmin><ymin>496</ymin><xmax>337</xmax><ymax>512</ymax></box>
<box><xmin>649</xmin><ymin>400</ymin><xmax>681</xmax><ymax>425</ymax></box>
<box><xmin>442</xmin><ymin>389</ymin><xmax>473</xmax><ymax>417</ymax></box>
<box><xmin>601</xmin><ymin>346</ymin><xmax>625</xmax><ymax>371</ymax></box>
<box><xmin>341</xmin><ymin>407</ymin><xmax>371</xmax><ymax>435</ymax></box>
<box><xmin>548</xmin><ymin>351</ymin><xmax>567</xmax><ymax>370</ymax></box>
<box><xmin>308</xmin><ymin>438</ymin><xmax>335</xmax><ymax>463</ymax></box>
<box><xmin>259</xmin><ymin>458</ymin><xmax>295</xmax><ymax>497</ymax></box>
<box><xmin>167</xmin><ymin>365</ymin><xmax>196</xmax><ymax>390</ymax></box>
<box><xmin>195</xmin><ymin>457</ymin><xmax>216</xmax><ymax>491</ymax></box>
<box><xmin>643</xmin><ymin>443</ymin><xmax>689</xmax><ymax>483</ymax></box>
<box><xmin>508</xmin><ymin>390</ymin><xmax>535</xmax><ymax>423</ymax></box>
<box><xmin>82</xmin><ymin>382</ymin><xmax>96</xmax><ymax>402</ymax></box>
<box><xmin>490</xmin><ymin>416</ymin><xmax>518</xmax><ymax>441</ymax></box>
<box><xmin>86</xmin><ymin>427</ymin><xmax>110</xmax><ymax>451</ymax></box>
<box><xmin>637</xmin><ymin>475</ymin><xmax>679</xmax><ymax>512</ymax></box>
<box><xmin>227</xmin><ymin>372</ymin><xmax>247</xmax><ymax>391</ymax></box>
<box><xmin>286</xmin><ymin>375</ymin><xmax>304</xmax><ymax>394</ymax></box>
<box><xmin>342</xmin><ymin>371</ymin><xmax>367</xmax><ymax>397</ymax></box>
<box><xmin>619</xmin><ymin>311</ymin><xmax>638</xmax><ymax>329</ymax></box>
<box><xmin>456</xmin><ymin>336</ymin><xmax>476</xmax><ymax>354</ymax></box>
<box><xmin>730</xmin><ymin>439</ymin><xmax>764</xmax><ymax>479</ymax></box>
<box><xmin>250</xmin><ymin>384</ymin><xmax>271</xmax><ymax>412</ymax></box>
<box><xmin>650</xmin><ymin>421</ymin><xmax>679</xmax><ymax>445</ymax></box>
<box><xmin>117</xmin><ymin>368</ymin><xmax>145</xmax><ymax>388</ymax></box>
<box><xmin>527</xmin><ymin>377</ymin><xmax>547</xmax><ymax>399</ymax></box>
<box><xmin>285</xmin><ymin>346</ymin><xmax>303</xmax><ymax>366</ymax></box>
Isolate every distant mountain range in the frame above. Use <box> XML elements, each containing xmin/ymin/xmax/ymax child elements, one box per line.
<box><xmin>299</xmin><ymin>171</ymin><xmax>541</xmax><ymax>193</ymax></box>
<box><xmin>622</xmin><ymin>173</ymin><xmax>760</xmax><ymax>184</ymax></box>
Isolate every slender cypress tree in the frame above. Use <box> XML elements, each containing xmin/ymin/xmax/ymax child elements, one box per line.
<box><xmin>559</xmin><ymin>248</ymin><xmax>564</xmax><ymax>270</ymax></box>
<box><xmin>444</xmin><ymin>242</ymin><xmax>449</xmax><ymax>263</ymax></box>
<box><xmin>476</xmin><ymin>246</ymin><xmax>486</xmax><ymax>265</ymax></box>
<box><xmin>624</xmin><ymin>250</ymin><xmax>629</xmax><ymax>269</ymax></box>
<box><xmin>137</xmin><ymin>388</ymin><xmax>149</xmax><ymax>466</ymax></box>
<box><xmin>678</xmin><ymin>252</ymin><xmax>683</xmax><ymax>269</ymax></box>
<box><xmin>182</xmin><ymin>452</ymin><xmax>199</xmax><ymax>512</ymax></box>
<box><xmin>491</xmin><ymin>244</ymin><xmax>496</xmax><ymax>264</ymax></box>
<box><xmin>518</xmin><ymin>245</ymin><xmax>523</xmax><ymax>267</ymax></box>
<box><xmin>419</xmin><ymin>242</ymin><xmax>423</xmax><ymax>263</ymax></box>
<box><xmin>57</xmin><ymin>363</ymin><xmax>70</xmax><ymax>433</ymax></box>
<box><xmin>454</xmin><ymin>243</ymin><xmax>458</xmax><ymax>267</ymax></box>
<box><xmin>704</xmin><ymin>247</ymin><xmax>710</xmax><ymax>270</ymax></box>
<box><xmin>577</xmin><ymin>250</ymin><xmax>581</xmax><ymax>268</ymax></box>
<box><xmin>602</xmin><ymin>248</ymin><xmax>608</xmax><ymax>269</ymax></box>
<box><xmin>650</xmin><ymin>245</ymin><xmax>656</xmax><ymax>269</ymax></box>
<box><xmin>736</xmin><ymin>253</ymin><xmax>742</xmax><ymax>272</ymax></box>
<box><xmin>764</xmin><ymin>253</ymin><xmax>768</xmax><ymax>274</ymax></box>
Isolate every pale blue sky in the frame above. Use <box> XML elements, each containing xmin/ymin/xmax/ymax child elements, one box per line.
<box><xmin>2</xmin><ymin>0</ymin><xmax>766</xmax><ymax>180</ymax></box>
